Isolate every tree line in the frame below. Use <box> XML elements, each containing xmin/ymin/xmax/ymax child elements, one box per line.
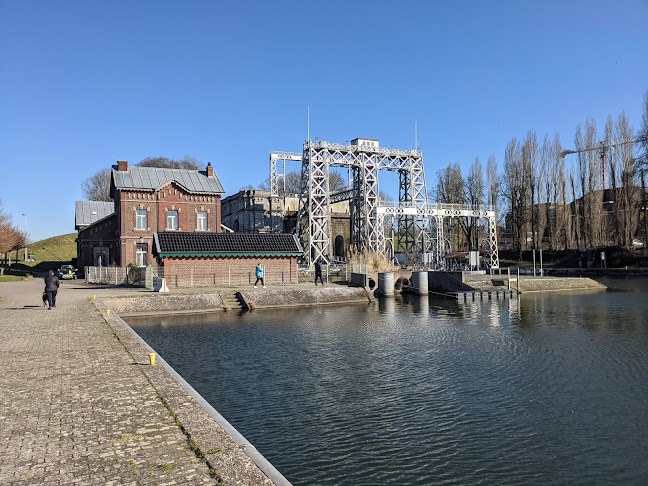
<box><xmin>433</xmin><ymin>90</ymin><xmax>648</xmax><ymax>259</ymax></box>
<box><xmin>0</xmin><ymin>199</ymin><xmax>28</xmax><ymax>269</ymax></box>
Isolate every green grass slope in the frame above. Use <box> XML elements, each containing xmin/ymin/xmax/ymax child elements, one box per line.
<box><xmin>5</xmin><ymin>233</ymin><xmax>77</xmax><ymax>273</ymax></box>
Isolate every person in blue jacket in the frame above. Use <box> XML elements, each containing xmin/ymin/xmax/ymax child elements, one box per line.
<box><xmin>254</xmin><ymin>263</ymin><xmax>266</xmax><ymax>288</ymax></box>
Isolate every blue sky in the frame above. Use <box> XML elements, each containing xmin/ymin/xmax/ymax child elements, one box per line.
<box><xmin>1</xmin><ymin>0</ymin><xmax>647</xmax><ymax>243</ymax></box>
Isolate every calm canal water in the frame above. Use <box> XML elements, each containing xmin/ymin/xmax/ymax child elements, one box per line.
<box><xmin>129</xmin><ymin>276</ymin><xmax>648</xmax><ymax>485</ymax></box>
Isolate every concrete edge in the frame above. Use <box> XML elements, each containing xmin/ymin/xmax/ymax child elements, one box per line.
<box><xmin>96</xmin><ymin>297</ymin><xmax>293</xmax><ymax>486</ymax></box>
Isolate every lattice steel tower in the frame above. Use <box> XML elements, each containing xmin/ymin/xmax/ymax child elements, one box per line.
<box><xmin>296</xmin><ymin>138</ymin><xmax>429</xmax><ymax>265</ymax></box>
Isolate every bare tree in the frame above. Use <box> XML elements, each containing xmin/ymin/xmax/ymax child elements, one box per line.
<box><xmin>502</xmin><ymin>138</ymin><xmax>528</xmax><ymax>259</ymax></box>
<box><xmin>81</xmin><ymin>168</ymin><xmax>112</xmax><ymax>202</ymax></box>
<box><xmin>616</xmin><ymin>112</ymin><xmax>637</xmax><ymax>246</ymax></box>
<box><xmin>522</xmin><ymin>131</ymin><xmax>539</xmax><ymax>249</ymax></box>
<box><xmin>434</xmin><ymin>163</ymin><xmax>465</xmax><ymax>204</ymax></box>
<box><xmin>139</xmin><ymin>156</ymin><xmax>200</xmax><ymax>170</ymax></box>
<box><xmin>538</xmin><ymin>134</ymin><xmax>552</xmax><ymax>249</ymax></box>
<box><xmin>486</xmin><ymin>153</ymin><xmax>499</xmax><ymax>211</ymax></box>
<box><xmin>584</xmin><ymin>118</ymin><xmax>603</xmax><ymax>247</ymax></box>
<box><xmin>259</xmin><ymin>170</ymin><xmax>346</xmax><ymax>195</ymax></box>
<box><xmin>552</xmin><ymin>134</ymin><xmax>568</xmax><ymax>250</ymax></box>
<box><xmin>434</xmin><ymin>163</ymin><xmax>466</xmax><ymax>252</ymax></box>
<box><xmin>639</xmin><ymin>91</ymin><xmax>648</xmax><ymax>244</ymax></box>
<box><xmin>573</xmin><ymin>124</ymin><xmax>587</xmax><ymax>247</ymax></box>
<box><xmin>462</xmin><ymin>156</ymin><xmax>484</xmax><ymax>250</ymax></box>
<box><xmin>604</xmin><ymin>116</ymin><xmax>622</xmax><ymax>245</ymax></box>
<box><xmin>0</xmin><ymin>199</ymin><xmax>23</xmax><ymax>268</ymax></box>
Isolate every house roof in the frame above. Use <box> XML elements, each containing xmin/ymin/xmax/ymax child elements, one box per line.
<box><xmin>75</xmin><ymin>201</ymin><xmax>115</xmax><ymax>228</ymax></box>
<box><xmin>154</xmin><ymin>232</ymin><xmax>303</xmax><ymax>258</ymax></box>
<box><xmin>111</xmin><ymin>165</ymin><xmax>225</xmax><ymax>195</ymax></box>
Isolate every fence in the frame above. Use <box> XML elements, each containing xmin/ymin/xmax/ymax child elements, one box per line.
<box><xmin>85</xmin><ymin>263</ymin><xmax>356</xmax><ymax>289</ymax></box>
<box><xmin>297</xmin><ymin>264</ymin><xmax>351</xmax><ymax>284</ymax></box>
<box><xmin>154</xmin><ymin>264</ymin><xmax>298</xmax><ymax>289</ymax></box>
<box><xmin>85</xmin><ymin>266</ymin><xmax>154</xmax><ymax>288</ymax></box>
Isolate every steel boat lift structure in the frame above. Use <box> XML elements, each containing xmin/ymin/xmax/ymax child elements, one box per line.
<box><xmin>270</xmin><ymin>138</ymin><xmax>499</xmax><ymax>269</ymax></box>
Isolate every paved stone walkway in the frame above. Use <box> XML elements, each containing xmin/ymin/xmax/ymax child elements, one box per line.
<box><xmin>0</xmin><ymin>279</ymin><xmax>277</xmax><ymax>485</ymax></box>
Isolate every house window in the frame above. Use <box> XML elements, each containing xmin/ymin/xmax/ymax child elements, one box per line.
<box><xmin>197</xmin><ymin>211</ymin><xmax>207</xmax><ymax>231</ymax></box>
<box><xmin>136</xmin><ymin>244</ymin><xmax>148</xmax><ymax>267</ymax></box>
<box><xmin>136</xmin><ymin>209</ymin><xmax>147</xmax><ymax>230</ymax></box>
<box><xmin>167</xmin><ymin>210</ymin><xmax>179</xmax><ymax>230</ymax></box>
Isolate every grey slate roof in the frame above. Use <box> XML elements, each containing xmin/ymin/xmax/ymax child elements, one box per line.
<box><xmin>75</xmin><ymin>201</ymin><xmax>115</xmax><ymax>228</ymax></box>
<box><xmin>111</xmin><ymin>166</ymin><xmax>225</xmax><ymax>195</ymax></box>
<box><xmin>154</xmin><ymin>232</ymin><xmax>303</xmax><ymax>256</ymax></box>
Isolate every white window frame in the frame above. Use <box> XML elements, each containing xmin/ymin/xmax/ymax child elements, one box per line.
<box><xmin>167</xmin><ymin>210</ymin><xmax>179</xmax><ymax>230</ymax></box>
<box><xmin>136</xmin><ymin>244</ymin><xmax>147</xmax><ymax>267</ymax></box>
<box><xmin>196</xmin><ymin>211</ymin><xmax>207</xmax><ymax>231</ymax></box>
<box><xmin>136</xmin><ymin>209</ymin><xmax>147</xmax><ymax>230</ymax></box>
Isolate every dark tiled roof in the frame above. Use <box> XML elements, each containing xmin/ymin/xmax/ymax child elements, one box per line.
<box><xmin>112</xmin><ymin>166</ymin><xmax>224</xmax><ymax>194</ymax></box>
<box><xmin>154</xmin><ymin>232</ymin><xmax>303</xmax><ymax>256</ymax></box>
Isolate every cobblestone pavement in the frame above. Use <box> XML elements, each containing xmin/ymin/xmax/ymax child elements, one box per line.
<box><xmin>0</xmin><ymin>279</ymin><xmax>277</xmax><ymax>485</ymax></box>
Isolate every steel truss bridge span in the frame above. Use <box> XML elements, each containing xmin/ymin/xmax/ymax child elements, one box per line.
<box><xmin>375</xmin><ymin>204</ymin><xmax>500</xmax><ymax>269</ymax></box>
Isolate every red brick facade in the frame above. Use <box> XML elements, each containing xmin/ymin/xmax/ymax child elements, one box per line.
<box><xmin>77</xmin><ymin>161</ymin><xmax>223</xmax><ymax>270</ymax></box>
<box><xmin>161</xmin><ymin>256</ymin><xmax>298</xmax><ymax>287</ymax></box>
<box><xmin>115</xmin><ymin>182</ymin><xmax>222</xmax><ymax>269</ymax></box>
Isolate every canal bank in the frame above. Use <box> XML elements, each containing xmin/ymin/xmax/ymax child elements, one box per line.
<box><xmin>101</xmin><ymin>284</ymin><xmax>373</xmax><ymax>316</ymax></box>
<box><xmin>0</xmin><ymin>279</ymin><xmax>289</xmax><ymax>485</ymax></box>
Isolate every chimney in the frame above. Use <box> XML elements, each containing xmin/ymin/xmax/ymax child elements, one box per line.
<box><xmin>117</xmin><ymin>160</ymin><xmax>128</xmax><ymax>172</ymax></box>
<box><xmin>206</xmin><ymin>162</ymin><xmax>214</xmax><ymax>177</ymax></box>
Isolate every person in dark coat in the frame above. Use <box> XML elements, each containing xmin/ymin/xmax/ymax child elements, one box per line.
<box><xmin>314</xmin><ymin>260</ymin><xmax>324</xmax><ymax>286</ymax></box>
<box><xmin>44</xmin><ymin>269</ymin><xmax>60</xmax><ymax>310</ymax></box>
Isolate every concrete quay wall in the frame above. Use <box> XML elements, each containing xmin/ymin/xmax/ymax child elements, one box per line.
<box><xmin>102</xmin><ymin>285</ymin><xmax>372</xmax><ymax>316</ymax></box>
<box><xmin>239</xmin><ymin>286</ymin><xmax>371</xmax><ymax>310</ymax></box>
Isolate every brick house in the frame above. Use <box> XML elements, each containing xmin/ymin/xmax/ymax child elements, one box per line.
<box><xmin>76</xmin><ymin>160</ymin><xmax>225</xmax><ymax>269</ymax></box>
<box><xmin>153</xmin><ymin>232</ymin><xmax>303</xmax><ymax>287</ymax></box>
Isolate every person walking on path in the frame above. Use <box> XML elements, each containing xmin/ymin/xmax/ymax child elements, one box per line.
<box><xmin>44</xmin><ymin>269</ymin><xmax>60</xmax><ymax>309</ymax></box>
<box><xmin>254</xmin><ymin>263</ymin><xmax>266</xmax><ymax>288</ymax></box>
<box><xmin>314</xmin><ymin>260</ymin><xmax>324</xmax><ymax>286</ymax></box>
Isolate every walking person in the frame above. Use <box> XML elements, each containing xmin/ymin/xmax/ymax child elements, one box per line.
<box><xmin>44</xmin><ymin>269</ymin><xmax>60</xmax><ymax>310</ymax></box>
<box><xmin>314</xmin><ymin>259</ymin><xmax>324</xmax><ymax>286</ymax></box>
<box><xmin>254</xmin><ymin>263</ymin><xmax>266</xmax><ymax>288</ymax></box>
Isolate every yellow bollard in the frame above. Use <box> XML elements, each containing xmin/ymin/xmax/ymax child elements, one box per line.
<box><xmin>93</xmin><ymin>295</ymin><xmax>96</xmax><ymax>300</ymax></box>
<box><xmin>106</xmin><ymin>309</ymin><xmax>110</xmax><ymax>316</ymax></box>
<box><xmin>148</xmin><ymin>353</ymin><xmax>156</xmax><ymax>366</ymax></box>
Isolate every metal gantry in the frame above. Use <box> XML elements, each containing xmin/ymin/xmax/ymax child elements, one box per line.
<box><xmin>272</xmin><ymin>138</ymin><xmax>500</xmax><ymax>269</ymax></box>
<box><xmin>375</xmin><ymin>203</ymin><xmax>500</xmax><ymax>269</ymax></box>
<box><xmin>269</xmin><ymin>152</ymin><xmax>302</xmax><ymax>196</ymax></box>
<box><xmin>295</xmin><ymin>139</ymin><xmax>428</xmax><ymax>265</ymax></box>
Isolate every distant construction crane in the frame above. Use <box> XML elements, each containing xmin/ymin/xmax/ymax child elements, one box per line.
<box><xmin>560</xmin><ymin>137</ymin><xmax>641</xmax><ymax>189</ymax></box>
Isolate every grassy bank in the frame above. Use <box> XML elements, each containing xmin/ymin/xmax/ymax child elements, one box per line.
<box><xmin>2</xmin><ymin>233</ymin><xmax>77</xmax><ymax>274</ymax></box>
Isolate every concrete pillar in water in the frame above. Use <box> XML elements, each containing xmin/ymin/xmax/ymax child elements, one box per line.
<box><xmin>377</xmin><ymin>272</ymin><xmax>395</xmax><ymax>297</ymax></box>
<box><xmin>411</xmin><ymin>271</ymin><xmax>429</xmax><ymax>295</ymax></box>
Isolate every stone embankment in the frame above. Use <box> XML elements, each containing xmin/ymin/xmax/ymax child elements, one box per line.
<box><xmin>103</xmin><ymin>284</ymin><xmax>372</xmax><ymax>316</ymax></box>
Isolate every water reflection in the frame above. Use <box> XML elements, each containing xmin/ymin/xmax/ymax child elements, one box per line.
<box><xmin>129</xmin><ymin>279</ymin><xmax>648</xmax><ymax>486</ymax></box>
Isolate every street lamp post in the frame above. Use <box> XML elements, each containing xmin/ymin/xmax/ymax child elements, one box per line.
<box><xmin>21</xmin><ymin>213</ymin><xmax>27</xmax><ymax>262</ymax></box>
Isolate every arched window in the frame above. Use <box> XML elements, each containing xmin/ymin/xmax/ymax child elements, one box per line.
<box><xmin>232</xmin><ymin>219</ymin><xmax>239</xmax><ymax>232</ymax></box>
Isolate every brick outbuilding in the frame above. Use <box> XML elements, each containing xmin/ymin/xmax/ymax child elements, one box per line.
<box><xmin>153</xmin><ymin>232</ymin><xmax>303</xmax><ymax>287</ymax></box>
